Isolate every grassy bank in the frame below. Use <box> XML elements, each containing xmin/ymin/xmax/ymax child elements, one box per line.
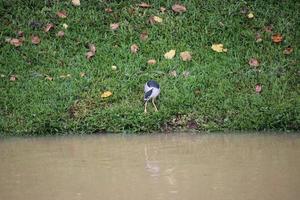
<box><xmin>0</xmin><ymin>0</ymin><xmax>299</xmax><ymax>135</ymax></box>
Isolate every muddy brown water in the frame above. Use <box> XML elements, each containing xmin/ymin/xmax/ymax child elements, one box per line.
<box><xmin>0</xmin><ymin>133</ymin><xmax>300</xmax><ymax>200</ymax></box>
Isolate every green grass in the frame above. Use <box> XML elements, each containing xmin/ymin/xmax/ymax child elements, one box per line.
<box><xmin>0</xmin><ymin>0</ymin><xmax>299</xmax><ymax>136</ymax></box>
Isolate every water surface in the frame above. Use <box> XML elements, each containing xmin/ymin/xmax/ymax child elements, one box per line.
<box><xmin>0</xmin><ymin>133</ymin><xmax>300</xmax><ymax>200</ymax></box>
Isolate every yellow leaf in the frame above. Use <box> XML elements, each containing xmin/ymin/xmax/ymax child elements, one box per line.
<box><xmin>72</xmin><ymin>0</ymin><xmax>80</xmax><ymax>6</ymax></box>
<box><xmin>164</xmin><ymin>49</ymin><xmax>176</xmax><ymax>59</ymax></box>
<box><xmin>153</xmin><ymin>16</ymin><xmax>163</xmax><ymax>23</ymax></box>
<box><xmin>63</xmin><ymin>23</ymin><xmax>68</xmax><ymax>29</ymax></box>
<box><xmin>211</xmin><ymin>44</ymin><xmax>227</xmax><ymax>53</ymax></box>
<box><xmin>101</xmin><ymin>91</ymin><xmax>112</xmax><ymax>98</ymax></box>
<box><xmin>247</xmin><ymin>12</ymin><xmax>254</xmax><ymax>19</ymax></box>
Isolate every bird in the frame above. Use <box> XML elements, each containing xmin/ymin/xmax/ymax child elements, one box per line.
<box><xmin>144</xmin><ymin>80</ymin><xmax>160</xmax><ymax>113</ymax></box>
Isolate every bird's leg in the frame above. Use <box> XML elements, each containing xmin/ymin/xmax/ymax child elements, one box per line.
<box><xmin>152</xmin><ymin>98</ymin><xmax>158</xmax><ymax>112</ymax></box>
<box><xmin>144</xmin><ymin>101</ymin><xmax>148</xmax><ymax>113</ymax></box>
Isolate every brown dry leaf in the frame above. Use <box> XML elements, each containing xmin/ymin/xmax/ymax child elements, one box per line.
<box><xmin>72</xmin><ymin>0</ymin><xmax>80</xmax><ymax>6</ymax></box>
<box><xmin>139</xmin><ymin>2</ymin><xmax>151</xmax><ymax>8</ymax></box>
<box><xmin>57</xmin><ymin>11</ymin><xmax>67</xmax><ymax>18</ymax></box>
<box><xmin>45</xmin><ymin>75</ymin><xmax>53</xmax><ymax>81</ymax></box>
<box><xmin>18</xmin><ymin>31</ymin><xmax>24</xmax><ymax>37</ymax></box>
<box><xmin>57</xmin><ymin>31</ymin><xmax>65</xmax><ymax>37</ymax></box>
<box><xmin>110</xmin><ymin>23</ymin><xmax>119</xmax><ymax>30</ymax></box>
<box><xmin>180</xmin><ymin>51</ymin><xmax>192</xmax><ymax>61</ymax></box>
<box><xmin>80</xmin><ymin>72</ymin><xmax>86</xmax><ymax>77</ymax></box>
<box><xmin>255</xmin><ymin>84</ymin><xmax>262</xmax><ymax>93</ymax></box>
<box><xmin>130</xmin><ymin>44</ymin><xmax>139</xmax><ymax>54</ymax></box>
<box><xmin>9</xmin><ymin>38</ymin><xmax>22</xmax><ymax>47</ymax></box>
<box><xmin>283</xmin><ymin>46</ymin><xmax>293</xmax><ymax>55</ymax></box>
<box><xmin>44</xmin><ymin>23</ymin><xmax>54</xmax><ymax>32</ymax></box>
<box><xmin>101</xmin><ymin>91</ymin><xmax>112</xmax><ymax>98</ymax></box>
<box><xmin>31</xmin><ymin>35</ymin><xmax>41</xmax><ymax>44</ymax></box>
<box><xmin>86</xmin><ymin>44</ymin><xmax>96</xmax><ymax>59</ymax></box>
<box><xmin>172</xmin><ymin>4</ymin><xmax>186</xmax><ymax>13</ymax></box>
<box><xmin>160</xmin><ymin>7</ymin><xmax>166</xmax><ymax>13</ymax></box>
<box><xmin>264</xmin><ymin>25</ymin><xmax>273</xmax><ymax>33</ymax></box>
<box><xmin>211</xmin><ymin>44</ymin><xmax>227</xmax><ymax>52</ymax></box>
<box><xmin>164</xmin><ymin>49</ymin><xmax>176</xmax><ymax>59</ymax></box>
<box><xmin>147</xmin><ymin>59</ymin><xmax>156</xmax><ymax>65</ymax></box>
<box><xmin>105</xmin><ymin>8</ymin><xmax>113</xmax><ymax>13</ymax></box>
<box><xmin>86</xmin><ymin>51</ymin><xmax>94</xmax><ymax>59</ymax></box>
<box><xmin>249</xmin><ymin>58</ymin><xmax>260</xmax><ymax>68</ymax></box>
<box><xmin>272</xmin><ymin>34</ymin><xmax>283</xmax><ymax>43</ymax></box>
<box><xmin>140</xmin><ymin>31</ymin><xmax>148</xmax><ymax>41</ymax></box>
<box><xmin>169</xmin><ymin>70</ymin><xmax>177</xmax><ymax>77</ymax></box>
<box><xmin>10</xmin><ymin>75</ymin><xmax>17</xmax><ymax>81</ymax></box>
<box><xmin>89</xmin><ymin>44</ymin><xmax>96</xmax><ymax>53</ymax></box>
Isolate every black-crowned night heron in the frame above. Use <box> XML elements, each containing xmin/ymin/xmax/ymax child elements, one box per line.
<box><xmin>144</xmin><ymin>80</ymin><xmax>160</xmax><ymax>113</ymax></box>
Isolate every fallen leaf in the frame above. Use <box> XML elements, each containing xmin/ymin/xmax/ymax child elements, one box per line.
<box><xmin>160</xmin><ymin>7</ymin><xmax>166</xmax><ymax>13</ymax></box>
<box><xmin>5</xmin><ymin>37</ymin><xmax>12</xmax><ymax>43</ymax></box>
<box><xmin>86</xmin><ymin>52</ymin><xmax>94</xmax><ymax>59</ymax></box>
<box><xmin>194</xmin><ymin>89</ymin><xmax>201</xmax><ymax>96</ymax></box>
<box><xmin>57</xmin><ymin>11</ymin><xmax>67</xmax><ymax>18</ymax></box>
<box><xmin>80</xmin><ymin>72</ymin><xmax>86</xmax><ymax>77</ymax></box>
<box><xmin>264</xmin><ymin>25</ymin><xmax>273</xmax><ymax>33</ymax></box>
<box><xmin>31</xmin><ymin>35</ymin><xmax>41</xmax><ymax>44</ymax></box>
<box><xmin>139</xmin><ymin>2</ymin><xmax>151</xmax><ymax>8</ymax></box>
<box><xmin>172</xmin><ymin>4</ymin><xmax>187</xmax><ymax>13</ymax></box>
<box><xmin>63</xmin><ymin>23</ymin><xmax>68</xmax><ymax>29</ymax></box>
<box><xmin>10</xmin><ymin>75</ymin><xmax>17</xmax><ymax>81</ymax></box>
<box><xmin>140</xmin><ymin>31</ymin><xmax>148</xmax><ymax>41</ymax></box>
<box><xmin>255</xmin><ymin>33</ymin><xmax>263</xmax><ymax>42</ymax></box>
<box><xmin>44</xmin><ymin>23</ymin><xmax>54</xmax><ymax>32</ymax></box>
<box><xmin>247</xmin><ymin>12</ymin><xmax>254</xmax><ymax>18</ymax></box>
<box><xmin>110</xmin><ymin>23</ymin><xmax>119</xmax><ymax>30</ymax></box>
<box><xmin>17</xmin><ymin>31</ymin><xmax>24</xmax><ymax>37</ymax></box>
<box><xmin>240</xmin><ymin>7</ymin><xmax>249</xmax><ymax>14</ymax></box>
<box><xmin>105</xmin><ymin>8</ymin><xmax>113</xmax><ymax>13</ymax></box>
<box><xmin>249</xmin><ymin>58</ymin><xmax>260</xmax><ymax>68</ymax></box>
<box><xmin>164</xmin><ymin>49</ymin><xmax>176</xmax><ymax>59</ymax></box>
<box><xmin>101</xmin><ymin>91</ymin><xmax>112</xmax><ymax>98</ymax></box>
<box><xmin>111</xmin><ymin>65</ymin><xmax>117</xmax><ymax>70</ymax></box>
<box><xmin>283</xmin><ymin>46</ymin><xmax>293</xmax><ymax>55</ymax></box>
<box><xmin>9</xmin><ymin>38</ymin><xmax>22</xmax><ymax>47</ymax></box>
<box><xmin>272</xmin><ymin>34</ymin><xmax>283</xmax><ymax>43</ymax></box>
<box><xmin>180</xmin><ymin>51</ymin><xmax>192</xmax><ymax>61</ymax></box>
<box><xmin>182</xmin><ymin>71</ymin><xmax>190</xmax><ymax>78</ymax></box>
<box><xmin>147</xmin><ymin>59</ymin><xmax>156</xmax><ymax>65</ymax></box>
<box><xmin>169</xmin><ymin>70</ymin><xmax>177</xmax><ymax>77</ymax></box>
<box><xmin>72</xmin><ymin>0</ymin><xmax>80</xmax><ymax>6</ymax></box>
<box><xmin>45</xmin><ymin>75</ymin><xmax>53</xmax><ymax>81</ymax></box>
<box><xmin>130</xmin><ymin>44</ymin><xmax>139</xmax><ymax>54</ymax></box>
<box><xmin>128</xmin><ymin>8</ymin><xmax>136</xmax><ymax>15</ymax></box>
<box><xmin>60</xmin><ymin>74</ymin><xmax>71</xmax><ymax>78</ymax></box>
<box><xmin>57</xmin><ymin>31</ymin><xmax>65</xmax><ymax>37</ymax></box>
<box><xmin>153</xmin><ymin>16</ymin><xmax>163</xmax><ymax>23</ymax></box>
<box><xmin>89</xmin><ymin>44</ymin><xmax>96</xmax><ymax>53</ymax></box>
<box><xmin>86</xmin><ymin>44</ymin><xmax>96</xmax><ymax>59</ymax></box>
<box><xmin>211</xmin><ymin>44</ymin><xmax>227</xmax><ymax>52</ymax></box>
<box><xmin>255</xmin><ymin>84</ymin><xmax>262</xmax><ymax>93</ymax></box>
